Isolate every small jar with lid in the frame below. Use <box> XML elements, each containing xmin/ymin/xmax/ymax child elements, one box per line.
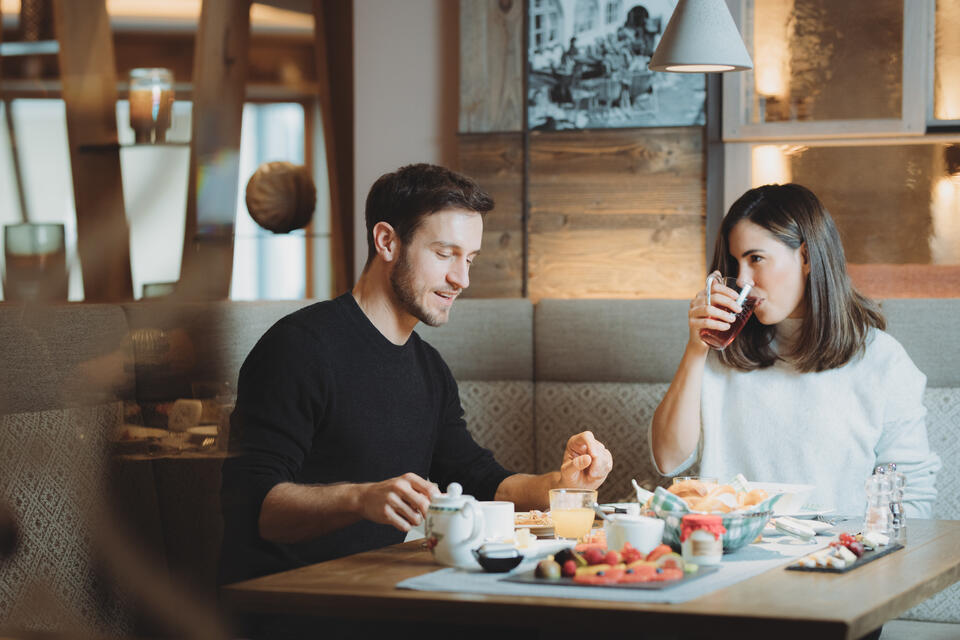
<box><xmin>680</xmin><ymin>514</ymin><xmax>725</xmax><ymax>566</ymax></box>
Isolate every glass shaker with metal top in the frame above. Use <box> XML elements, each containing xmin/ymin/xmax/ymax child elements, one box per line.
<box><xmin>886</xmin><ymin>462</ymin><xmax>907</xmax><ymax>545</ymax></box>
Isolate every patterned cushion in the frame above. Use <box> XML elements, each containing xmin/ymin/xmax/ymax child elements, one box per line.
<box><xmin>902</xmin><ymin>387</ymin><xmax>960</xmax><ymax>623</ymax></box>
<box><xmin>534</xmin><ymin>382</ymin><xmax>673</xmax><ymax>503</ymax></box>
<box><xmin>458</xmin><ymin>381</ymin><xmax>534</xmax><ymax>475</ymax></box>
<box><xmin>0</xmin><ymin>403</ymin><xmax>131</xmax><ymax>634</ymax></box>
<box><xmin>923</xmin><ymin>389</ymin><xmax>960</xmax><ymax>521</ymax></box>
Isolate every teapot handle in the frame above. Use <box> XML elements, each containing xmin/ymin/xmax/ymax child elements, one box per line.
<box><xmin>461</xmin><ymin>499</ymin><xmax>485</xmax><ymax>546</ymax></box>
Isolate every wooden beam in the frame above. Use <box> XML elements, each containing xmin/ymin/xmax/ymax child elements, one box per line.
<box><xmin>178</xmin><ymin>0</ymin><xmax>252</xmax><ymax>300</ymax></box>
<box><xmin>313</xmin><ymin>0</ymin><xmax>353</xmax><ymax>296</ymax></box>
<box><xmin>53</xmin><ymin>0</ymin><xmax>133</xmax><ymax>301</ymax></box>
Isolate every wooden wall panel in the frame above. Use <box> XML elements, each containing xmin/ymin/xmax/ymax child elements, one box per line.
<box><xmin>848</xmin><ymin>264</ymin><xmax>960</xmax><ymax>299</ymax></box>
<box><xmin>459</xmin><ymin>0</ymin><xmax>523</xmax><ymax>133</ymax></box>
<box><xmin>457</xmin><ymin>132</ymin><xmax>524</xmax><ymax>298</ymax></box>
<box><xmin>528</xmin><ymin>128</ymin><xmax>705</xmax><ymax>301</ymax></box>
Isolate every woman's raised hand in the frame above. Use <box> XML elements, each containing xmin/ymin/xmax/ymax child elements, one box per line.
<box><xmin>687</xmin><ymin>271</ymin><xmax>743</xmax><ymax>351</ymax></box>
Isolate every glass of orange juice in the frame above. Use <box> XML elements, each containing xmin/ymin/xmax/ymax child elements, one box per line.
<box><xmin>549</xmin><ymin>488</ymin><xmax>598</xmax><ymax>542</ymax></box>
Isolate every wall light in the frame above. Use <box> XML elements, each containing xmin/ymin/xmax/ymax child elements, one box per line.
<box><xmin>649</xmin><ymin>0</ymin><xmax>753</xmax><ymax>73</ymax></box>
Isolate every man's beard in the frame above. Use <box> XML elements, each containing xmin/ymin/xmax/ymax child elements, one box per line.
<box><xmin>390</xmin><ymin>248</ymin><xmax>450</xmax><ymax>327</ymax></box>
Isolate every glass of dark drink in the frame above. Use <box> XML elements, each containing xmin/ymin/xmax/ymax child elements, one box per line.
<box><xmin>3</xmin><ymin>223</ymin><xmax>68</xmax><ymax>302</ymax></box>
<box><xmin>698</xmin><ymin>275</ymin><xmax>763</xmax><ymax>350</ymax></box>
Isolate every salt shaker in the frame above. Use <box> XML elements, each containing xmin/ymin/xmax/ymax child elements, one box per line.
<box><xmin>864</xmin><ymin>467</ymin><xmax>892</xmax><ymax>537</ymax></box>
<box><xmin>886</xmin><ymin>462</ymin><xmax>907</xmax><ymax>545</ymax></box>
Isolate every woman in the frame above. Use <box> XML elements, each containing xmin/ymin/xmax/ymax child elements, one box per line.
<box><xmin>649</xmin><ymin>184</ymin><xmax>940</xmax><ymax>517</ymax></box>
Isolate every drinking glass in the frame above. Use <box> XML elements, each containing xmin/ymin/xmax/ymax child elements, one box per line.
<box><xmin>129</xmin><ymin>68</ymin><xmax>175</xmax><ymax>143</ymax></box>
<box><xmin>549</xmin><ymin>488</ymin><xmax>597</xmax><ymax>542</ymax></box>
<box><xmin>698</xmin><ymin>275</ymin><xmax>764</xmax><ymax>350</ymax></box>
<box><xmin>3</xmin><ymin>223</ymin><xmax>68</xmax><ymax>302</ymax></box>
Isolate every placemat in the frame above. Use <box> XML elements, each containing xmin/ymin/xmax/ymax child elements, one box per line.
<box><xmin>396</xmin><ymin>537</ymin><xmax>821</xmax><ymax>604</ymax></box>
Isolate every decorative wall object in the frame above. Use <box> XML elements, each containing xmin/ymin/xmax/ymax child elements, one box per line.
<box><xmin>528</xmin><ymin>0</ymin><xmax>705</xmax><ymax>130</ymax></box>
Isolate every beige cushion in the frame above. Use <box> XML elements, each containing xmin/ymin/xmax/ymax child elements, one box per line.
<box><xmin>416</xmin><ymin>299</ymin><xmax>533</xmax><ymax>381</ymax></box>
<box><xmin>535</xmin><ymin>300</ymin><xmax>688</xmax><ymax>382</ymax></box>
<box><xmin>122</xmin><ymin>300</ymin><xmax>313</xmax><ymax>400</ymax></box>
<box><xmin>0</xmin><ymin>403</ymin><xmax>131</xmax><ymax>634</ymax></box>
<box><xmin>904</xmin><ymin>584</ymin><xmax>960</xmax><ymax>625</ymax></box>
<box><xmin>459</xmin><ymin>381</ymin><xmax>534</xmax><ymax>474</ymax></box>
<box><xmin>0</xmin><ymin>304</ymin><xmax>133</xmax><ymax>413</ymax></box>
<box><xmin>902</xmin><ymin>387</ymin><xmax>960</xmax><ymax>624</ymax></box>
<box><xmin>534</xmin><ymin>382</ymin><xmax>672</xmax><ymax>503</ymax></box>
<box><xmin>882</xmin><ymin>299</ymin><xmax>960</xmax><ymax>387</ymax></box>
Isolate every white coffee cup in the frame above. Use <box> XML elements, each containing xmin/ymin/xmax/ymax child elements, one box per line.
<box><xmin>604</xmin><ymin>514</ymin><xmax>665</xmax><ymax>555</ymax></box>
<box><xmin>478</xmin><ymin>501</ymin><xmax>515</xmax><ymax>541</ymax></box>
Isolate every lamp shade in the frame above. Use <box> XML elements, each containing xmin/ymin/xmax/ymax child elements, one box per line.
<box><xmin>649</xmin><ymin>0</ymin><xmax>753</xmax><ymax>73</ymax></box>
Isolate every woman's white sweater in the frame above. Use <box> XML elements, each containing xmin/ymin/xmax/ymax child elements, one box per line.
<box><xmin>658</xmin><ymin>320</ymin><xmax>941</xmax><ymax>518</ymax></box>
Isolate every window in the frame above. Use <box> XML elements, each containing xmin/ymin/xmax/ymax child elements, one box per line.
<box><xmin>0</xmin><ymin>100</ymin><xmax>83</xmax><ymax>300</ymax></box>
<box><xmin>531</xmin><ymin>0</ymin><xmax>562</xmax><ymax>50</ymax></box>
<box><xmin>231</xmin><ymin>102</ymin><xmax>311</xmax><ymax>301</ymax></box>
<box><xmin>932</xmin><ymin>0</ymin><xmax>960</xmax><ymax>126</ymax></box>
<box><xmin>721</xmin><ymin>0</ymin><xmax>960</xmax><ymax>297</ymax></box>
<box><xmin>723</xmin><ymin>0</ymin><xmax>926</xmax><ymax>140</ymax></box>
<box><xmin>0</xmin><ymin>98</ymin><xmax>325</xmax><ymax>301</ymax></box>
<box><xmin>605</xmin><ymin>0</ymin><xmax>623</xmax><ymax>25</ymax></box>
<box><xmin>574</xmin><ymin>0</ymin><xmax>599</xmax><ymax>34</ymax></box>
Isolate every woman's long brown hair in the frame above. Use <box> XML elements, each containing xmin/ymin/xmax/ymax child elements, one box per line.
<box><xmin>710</xmin><ymin>184</ymin><xmax>884</xmax><ymax>372</ymax></box>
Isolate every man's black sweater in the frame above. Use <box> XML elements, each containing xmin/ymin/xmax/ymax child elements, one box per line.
<box><xmin>219</xmin><ymin>293</ymin><xmax>511</xmax><ymax>584</ymax></box>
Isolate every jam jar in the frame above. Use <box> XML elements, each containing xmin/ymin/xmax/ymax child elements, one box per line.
<box><xmin>680</xmin><ymin>514</ymin><xmax>726</xmax><ymax>566</ymax></box>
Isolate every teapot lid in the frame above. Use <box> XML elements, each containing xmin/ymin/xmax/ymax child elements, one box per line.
<box><xmin>431</xmin><ymin>482</ymin><xmax>473</xmax><ymax>507</ymax></box>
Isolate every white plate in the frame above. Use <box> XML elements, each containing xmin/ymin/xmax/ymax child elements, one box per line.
<box><xmin>186</xmin><ymin>425</ymin><xmax>218</xmax><ymax>437</ymax></box>
<box><xmin>777</xmin><ymin>507</ymin><xmax>836</xmax><ymax>520</ymax></box>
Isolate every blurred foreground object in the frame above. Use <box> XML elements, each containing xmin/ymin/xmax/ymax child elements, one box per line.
<box><xmin>244</xmin><ymin>161</ymin><xmax>317</xmax><ymax>233</ymax></box>
<box><xmin>129</xmin><ymin>68</ymin><xmax>175</xmax><ymax>144</ymax></box>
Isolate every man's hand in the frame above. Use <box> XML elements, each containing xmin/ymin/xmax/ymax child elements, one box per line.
<box><xmin>559</xmin><ymin>430</ymin><xmax>613</xmax><ymax>490</ymax></box>
<box><xmin>357</xmin><ymin>473</ymin><xmax>440</xmax><ymax>532</ymax></box>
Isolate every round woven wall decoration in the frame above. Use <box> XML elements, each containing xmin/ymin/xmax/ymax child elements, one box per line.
<box><xmin>245</xmin><ymin>161</ymin><xmax>317</xmax><ymax>233</ymax></box>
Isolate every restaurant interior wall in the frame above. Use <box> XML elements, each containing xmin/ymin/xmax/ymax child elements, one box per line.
<box><xmin>458</xmin><ymin>0</ymin><xmax>960</xmax><ymax>301</ymax></box>
<box><xmin>351</xmin><ymin>0</ymin><xmax>459</xmax><ymax>278</ymax></box>
<box><xmin>0</xmin><ymin>1</ymin><xmax>332</xmax><ymax>301</ymax></box>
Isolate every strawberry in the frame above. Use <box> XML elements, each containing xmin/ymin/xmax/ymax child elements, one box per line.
<box><xmin>604</xmin><ymin>550</ymin><xmax>621</xmax><ymax>566</ymax></box>
<box><xmin>583</xmin><ymin>548</ymin><xmax>606</xmax><ymax>566</ymax></box>
<box><xmin>561</xmin><ymin>559</ymin><xmax>577</xmax><ymax>577</ymax></box>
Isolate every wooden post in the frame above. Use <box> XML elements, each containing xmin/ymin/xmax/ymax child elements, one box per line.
<box><xmin>53</xmin><ymin>0</ymin><xmax>133</xmax><ymax>301</ymax></box>
<box><xmin>313</xmin><ymin>0</ymin><xmax>354</xmax><ymax>296</ymax></box>
<box><xmin>177</xmin><ymin>0</ymin><xmax>251</xmax><ymax>300</ymax></box>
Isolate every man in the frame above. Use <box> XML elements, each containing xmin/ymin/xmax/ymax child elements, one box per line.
<box><xmin>219</xmin><ymin>164</ymin><xmax>613</xmax><ymax>586</ymax></box>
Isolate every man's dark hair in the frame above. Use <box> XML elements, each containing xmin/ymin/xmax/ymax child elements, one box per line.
<box><xmin>363</xmin><ymin>163</ymin><xmax>494</xmax><ymax>265</ymax></box>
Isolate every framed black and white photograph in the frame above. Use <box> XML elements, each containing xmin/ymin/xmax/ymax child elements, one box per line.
<box><xmin>528</xmin><ymin>0</ymin><xmax>706</xmax><ymax>130</ymax></box>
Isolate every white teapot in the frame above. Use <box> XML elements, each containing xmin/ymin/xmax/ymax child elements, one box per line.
<box><xmin>424</xmin><ymin>482</ymin><xmax>485</xmax><ymax>569</ymax></box>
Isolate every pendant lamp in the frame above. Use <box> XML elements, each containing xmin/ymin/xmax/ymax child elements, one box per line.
<box><xmin>649</xmin><ymin>0</ymin><xmax>753</xmax><ymax>73</ymax></box>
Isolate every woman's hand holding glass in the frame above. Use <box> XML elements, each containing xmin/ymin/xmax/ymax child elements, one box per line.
<box><xmin>687</xmin><ymin>271</ymin><xmax>744</xmax><ymax>352</ymax></box>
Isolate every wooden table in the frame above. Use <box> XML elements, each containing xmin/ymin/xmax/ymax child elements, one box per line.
<box><xmin>221</xmin><ymin>519</ymin><xmax>960</xmax><ymax>640</ymax></box>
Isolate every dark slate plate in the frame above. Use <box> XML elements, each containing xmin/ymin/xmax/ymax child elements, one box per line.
<box><xmin>786</xmin><ymin>542</ymin><xmax>904</xmax><ymax>573</ymax></box>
